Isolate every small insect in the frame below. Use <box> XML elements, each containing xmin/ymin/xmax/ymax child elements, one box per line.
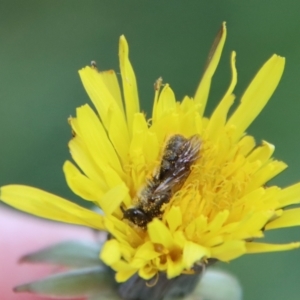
<box><xmin>122</xmin><ymin>134</ymin><xmax>201</xmax><ymax>228</ymax></box>
<box><xmin>90</xmin><ymin>60</ymin><xmax>97</xmax><ymax>69</ymax></box>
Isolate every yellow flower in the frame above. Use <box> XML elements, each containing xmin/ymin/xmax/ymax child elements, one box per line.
<box><xmin>2</xmin><ymin>23</ymin><xmax>300</xmax><ymax>284</ymax></box>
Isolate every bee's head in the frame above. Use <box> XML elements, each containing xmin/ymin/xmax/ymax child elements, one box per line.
<box><xmin>121</xmin><ymin>207</ymin><xmax>151</xmax><ymax>228</ymax></box>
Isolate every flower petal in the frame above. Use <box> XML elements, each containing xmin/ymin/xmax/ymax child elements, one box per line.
<box><xmin>67</xmin><ymin>136</ymin><xmax>108</xmax><ymax>190</ymax></box>
<box><xmin>139</xmin><ymin>265</ymin><xmax>157</xmax><ymax>280</ymax></box>
<box><xmin>100</xmin><ymin>239</ymin><xmax>121</xmax><ymax>265</ymax></box>
<box><xmin>247</xmin><ymin>141</ymin><xmax>275</xmax><ymax>164</ymax></box>
<box><xmin>208</xmin><ymin>211</ymin><xmax>229</xmax><ymax>232</ymax></box>
<box><xmin>78</xmin><ymin>66</ymin><xmax>130</xmax><ymax>159</ymax></box>
<box><xmin>99</xmin><ymin>183</ymin><xmax>129</xmax><ymax>215</ymax></box>
<box><xmin>131</xmin><ymin>242</ymin><xmax>160</xmax><ymax>269</ymax></box>
<box><xmin>166</xmin><ymin>256</ymin><xmax>185</xmax><ymax>278</ymax></box>
<box><xmin>0</xmin><ymin>185</ymin><xmax>104</xmax><ymax>229</ymax></box>
<box><xmin>114</xmin><ymin>261</ymin><xmax>137</xmax><ymax>282</ymax></box>
<box><xmin>211</xmin><ymin>241</ymin><xmax>246</xmax><ymax>261</ymax></box>
<box><xmin>119</xmin><ymin>35</ymin><xmax>140</xmax><ymax>135</ymax></box>
<box><xmin>226</xmin><ymin>54</ymin><xmax>285</xmax><ymax>141</ymax></box>
<box><xmin>246</xmin><ymin>160</ymin><xmax>287</xmax><ymax>192</ymax></box>
<box><xmin>155</xmin><ymin>84</ymin><xmax>177</xmax><ymax>121</ymax></box>
<box><xmin>148</xmin><ymin>219</ymin><xmax>174</xmax><ymax>249</ymax></box>
<box><xmin>230</xmin><ymin>211</ymin><xmax>273</xmax><ymax>240</ymax></box>
<box><xmin>194</xmin><ymin>22</ymin><xmax>227</xmax><ymax>117</ymax></box>
<box><xmin>265</xmin><ymin>208</ymin><xmax>300</xmax><ymax>230</ymax></box>
<box><xmin>99</xmin><ymin>70</ymin><xmax>124</xmax><ymax>114</ymax></box>
<box><xmin>183</xmin><ymin>241</ymin><xmax>209</xmax><ymax>269</ymax></box>
<box><xmin>277</xmin><ymin>183</ymin><xmax>300</xmax><ymax>207</ymax></box>
<box><xmin>246</xmin><ymin>242</ymin><xmax>300</xmax><ymax>253</ymax></box>
<box><xmin>75</xmin><ymin>104</ymin><xmax>124</xmax><ymax>176</ymax></box>
<box><xmin>63</xmin><ymin>161</ymin><xmax>104</xmax><ymax>202</ymax></box>
<box><xmin>165</xmin><ymin>206</ymin><xmax>182</xmax><ymax>232</ymax></box>
<box><xmin>79</xmin><ymin>67</ymin><xmax>126</xmax><ymax>130</ymax></box>
<box><xmin>207</xmin><ymin>51</ymin><xmax>237</xmax><ymax>141</ymax></box>
<box><xmin>237</xmin><ymin>135</ymin><xmax>256</xmax><ymax>156</ymax></box>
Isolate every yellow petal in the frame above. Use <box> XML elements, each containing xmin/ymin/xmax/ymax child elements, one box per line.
<box><xmin>265</xmin><ymin>208</ymin><xmax>300</xmax><ymax>230</ymax></box>
<box><xmin>132</xmin><ymin>113</ymin><xmax>148</xmax><ymax>135</ymax></box>
<box><xmin>165</xmin><ymin>205</ymin><xmax>182</xmax><ymax>232</ymax></box>
<box><xmin>99</xmin><ymin>70</ymin><xmax>124</xmax><ymax>114</ymax></box>
<box><xmin>226</xmin><ymin>54</ymin><xmax>285</xmax><ymax>141</ymax></box>
<box><xmin>139</xmin><ymin>265</ymin><xmax>157</xmax><ymax>280</ymax></box>
<box><xmin>277</xmin><ymin>183</ymin><xmax>300</xmax><ymax>207</ymax></box>
<box><xmin>63</xmin><ymin>161</ymin><xmax>104</xmax><ymax>202</ymax></box>
<box><xmin>166</xmin><ymin>256</ymin><xmax>185</xmax><ymax>278</ymax></box>
<box><xmin>135</xmin><ymin>242</ymin><xmax>160</xmax><ymax>260</ymax></box>
<box><xmin>183</xmin><ymin>241</ymin><xmax>209</xmax><ymax>269</ymax></box>
<box><xmin>155</xmin><ymin>84</ymin><xmax>177</xmax><ymax>121</ymax></box>
<box><xmin>180</xmin><ymin>96</ymin><xmax>198</xmax><ymax>114</ymax></box>
<box><xmin>194</xmin><ymin>22</ymin><xmax>227</xmax><ymax>117</ymax></box>
<box><xmin>173</xmin><ymin>230</ymin><xmax>187</xmax><ymax>246</ymax></box>
<box><xmin>99</xmin><ymin>183</ymin><xmax>129</xmax><ymax>215</ymax></box>
<box><xmin>221</xmin><ymin>51</ymin><xmax>238</xmax><ymax>102</ymax></box>
<box><xmin>237</xmin><ymin>135</ymin><xmax>256</xmax><ymax>156</ymax></box>
<box><xmin>119</xmin><ymin>35</ymin><xmax>140</xmax><ymax>135</ymax></box>
<box><xmin>207</xmin><ymin>51</ymin><xmax>237</xmax><ymax>141</ymax></box>
<box><xmin>108</xmin><ymin>109</ymin><xmax>131</xmax><ymax>164</ymax></box>
<box><xmin>143</xmin><ymin>131</ymin><xmax>160</xmax><ymax>166</ymax></box>
<box><xmin>128</xmin><ymin>114</ymin><xmax>149</xmax><ymax>187</ymax></box>
<box><xmin>76</xmin><ymin>104</ymin><xmax>124</xmax><ymax>176</ymax></box>
<box><xmin>208</xmin><ymin>210</ymin><xmax>229</xmax><ymax>232</ymax></box>
<box><xmin>79</xmin><ymin>67</ymin><xmax>126</xmax><ymax>128</ymax></box>
<box><xmin>247</xmin><ymin>141</ymin><xmax>275</xmax><ymax>164</ymax></box>
<box><xmin>151</xmin><ymin>113</ymin><xmax>181</xmax><ymax>143</ymax></box>
<box><xmin>207</xmin><ymin>94</ymin><xmax>235</xmax><ymax>142</ymax></box>
<box><xmin>148</xmin><ymin>219</ymin><xmax>174</xmax><ymax>249</ymax></box>
<box><xmin>246</xmin><ymin>242</ymin><xmax>300</xmax><ymax>253</ymax></box>
<box><xmin>0</xmin><ymin>185</ymin><xmax>104</xmax><ymax>229</ymax></box>
<box><xmin>110</xmin><ymin>260</ymin><xmax>138</xmax><ymax>282</ymax></box>
<box><xmin>100</xmin><ymin>239</ymin><xmax>121</xmax><ymax>265</ymax></box>
<box><xmin>231</xmin><ymin>188</ymin><xmax>264</xmax><ymax>212</ymax></box>
<box><xmin>115</xmin><ymin>268</ymin><xmax>137</xmax><ymax>283</ymax></box>
<box><xmin>211</xmin><ymin>241</ymin><xmax>246</xmax><ymax>261</ymax></box>
<box><xmin>105</xmin><ymin>216</ymin><xmax>141</xmax><ymax>247</ymax></box>
<box><xmin>246</xmin><ymin>160</ymin><xmax>287</xmax><ymax>192</ymax></box>
<box><xmin>231</xmin><ymin>211</ymin><xmax>273</xmax><ymax>240</ymax></box>
<box><xmin>78</xmin><ymin>66</ymin><xmax>130</xmax><ymax>154</ymax></box>
<box><xmin>204</xmin><ymin>235</ymin><xmax>224</xmax><ymax>248</ymax></box>
<box><xmin>68</xmin><ymin>138</ymin><xmax>108</xmax><ymax>190</ymax></box>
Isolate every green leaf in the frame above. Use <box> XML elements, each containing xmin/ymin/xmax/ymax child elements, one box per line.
<box><xmin>20</xmin><ymin>240</ymin><xmax>102</xmax><ymax>268</ymax></box>
<box><xmin>14</xmin><ymin>266</ymin><xmax>113</xmax><ymax>298</ymax></box>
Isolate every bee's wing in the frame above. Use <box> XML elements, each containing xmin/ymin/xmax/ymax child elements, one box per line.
<box><xmin>154</xmin><ymin>135</ymin><xmax>201</xmax><ymax>194</ymax></box>
<box><xmin>153</xmin><ymin>170</ymin><xmax>189</xmax><ymax>194</ymax></box>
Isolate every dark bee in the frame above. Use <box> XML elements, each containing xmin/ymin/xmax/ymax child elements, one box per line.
<box><xmin>122</xmin><ymin>134</ymin><xmax>201</xmax><ymax>228</ymax></box>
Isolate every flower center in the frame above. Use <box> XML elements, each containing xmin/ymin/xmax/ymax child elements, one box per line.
<box><xmin>169</xmin><ymin>138</ymin><xmax>252</xmax><ymax>225</ymax></box>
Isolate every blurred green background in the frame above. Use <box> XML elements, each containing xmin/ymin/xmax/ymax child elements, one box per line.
<box><xmin>1</xmin><ymin>1</ymin><xmax>300</xmax><ymax>299</ymax></box>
